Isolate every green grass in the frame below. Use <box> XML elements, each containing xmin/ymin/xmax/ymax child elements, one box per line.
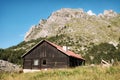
<box><xmin>0</xmin><ymin>66</ymin><xmax>120</xmax><ymax>80</ymax></box>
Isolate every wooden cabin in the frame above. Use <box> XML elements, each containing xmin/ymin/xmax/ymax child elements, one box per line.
<box><xmin>22</xmin><ymin>40</ymin><xmax>85</xmax><ymax>72</ymax></box>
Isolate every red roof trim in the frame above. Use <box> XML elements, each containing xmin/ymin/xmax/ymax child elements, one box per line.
<box><xmin>45</xmin><ymin>40</ymin><xmax>85</xmax><ymax>60</ymax></box>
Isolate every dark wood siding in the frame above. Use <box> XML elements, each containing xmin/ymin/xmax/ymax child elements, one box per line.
<box><xmin>23</xmin><ymin>41</ymin><xmax>69</xmax><ymax>69</ymax></box>
<box><xmin>23</xmin><ymin>59</ymin><xmax>32</xmax><ymax>69</ymax></box>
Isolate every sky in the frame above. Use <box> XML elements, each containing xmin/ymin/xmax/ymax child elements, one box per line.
<box><xmin>0</xmin><ymin>0</ymin><xmax>120</xmax><ymax>49</ymax></box>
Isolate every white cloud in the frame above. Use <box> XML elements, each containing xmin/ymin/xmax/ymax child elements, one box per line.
<box><xmin>87</xmin><ymin>10</ymin><xmax>96</xmax><ymax>16</ymax></box>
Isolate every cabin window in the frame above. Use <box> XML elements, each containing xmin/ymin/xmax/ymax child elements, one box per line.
<box><xmin>34</xmin><ymin>59</ymin><xmax>39</xmax><ymax>66</ymax></box>
<box><xmin>42</xmin><ymin>60</ymin><xmax>46</xmax><ymax>65</ymax></box>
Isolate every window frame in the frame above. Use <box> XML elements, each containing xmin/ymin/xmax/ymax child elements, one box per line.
<box><xmin>42</xmin><ymin>59</ymin><xmax>47</xmax><ymax>66</ymax></box>
<box><xmin>33</xmin><ymin>59</ymin><xmax>39</xmax><ymax>66</ymax></box>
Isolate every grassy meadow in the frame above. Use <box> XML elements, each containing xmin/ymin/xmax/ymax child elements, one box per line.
<box><xmin>0</xmin><ymin>66</ymin><xmax>120</xmax><ymax>80</ymax></box>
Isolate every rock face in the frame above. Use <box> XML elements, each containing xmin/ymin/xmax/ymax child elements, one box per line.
<box><xmin>98</xmin><ymin>10</ymin><xmax>117</xmax><ymax>19</ymax></box>
<box><xmin>24</xmin><ymin>8</ymin><xmax>120</xmax><ymax>45</ymax></box>
<box><xmin>0</xmin><ymin>60</ymin><xmax>21</xmax><ymax>72</ymax></box>
<box><xmin>24</xmin><ymin>8</ymin><xmax>88</xmax><ymax>41</ymax></box>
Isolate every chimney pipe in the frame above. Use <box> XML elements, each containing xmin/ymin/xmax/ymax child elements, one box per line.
<box><xmin>63</xmin><ymin>46</ymin><xmax>67</xmax><ymax>51</ymax></box>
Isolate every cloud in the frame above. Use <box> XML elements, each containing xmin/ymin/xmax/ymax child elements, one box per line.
<box><xmin>87</xmin><ymin>10</ymin><xmax>96</xmax><ymax>16</ymax></box>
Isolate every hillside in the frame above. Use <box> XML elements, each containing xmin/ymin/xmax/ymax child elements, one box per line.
<box><xmin>0</xmin><ymin>8</ymin><xmax>120</xmax><ymax>65</ymax></box>
<box><xmin>0</xmin><ymin>34</ymin><xmax>120</xmax><ymax>65</ymax></box>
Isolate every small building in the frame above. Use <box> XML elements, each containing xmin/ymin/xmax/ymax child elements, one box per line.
<box><xmin>22</xmin><ymin>40</ymin><xmax>85</xmax><ymax>72</ymax></box>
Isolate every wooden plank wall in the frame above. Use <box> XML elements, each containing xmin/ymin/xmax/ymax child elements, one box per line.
<box><xmin>23</xmin><ymin>41</ymin><xmax>69</xmax><ymax>69</ymax></box>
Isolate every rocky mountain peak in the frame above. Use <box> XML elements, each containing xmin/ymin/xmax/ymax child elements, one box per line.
<box><xmin>24</xmin><ymin>8</ymin><xmax>89</xmax><ymax>41</ymax></box>
<box><xmin>47</xmin><ymin>8</ymin><xmax>87</xmax><ymax>23</ymax></box>
<box><xmin>24</xmin><ymin>8</ymin><xmax>119</xmax><ymax>43</ymax></box>
<box><xmin>98</xmin><ymin>10</ymin><xmax>117</xmax><ymax>19</ymax></box>
<box><xmin>52</xmin><ymin>8</ymin><xmax>85</xmax><ymax>17</ymax></box>
<box><xmin>104</xmin><ymin>10</ymin><xmax>117</xmax><ymax>16</ymax></box>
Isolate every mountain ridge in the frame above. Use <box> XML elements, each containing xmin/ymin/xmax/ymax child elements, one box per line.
<box><xmin>24</xmin><ymin>8</ymin><xmax>120</xmax><ymax>47</ymax></box>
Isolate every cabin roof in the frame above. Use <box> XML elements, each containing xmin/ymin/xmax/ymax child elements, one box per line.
<box><xmin>22</xmin><ymin>40</ymin><xmax>85</xmax><ymax>60</ymax></box>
